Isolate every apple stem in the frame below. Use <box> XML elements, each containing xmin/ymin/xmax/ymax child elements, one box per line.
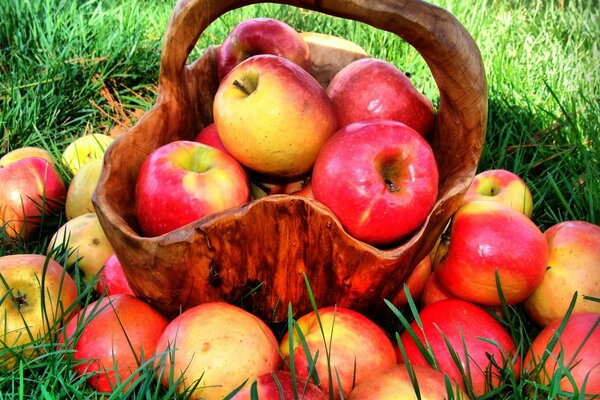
<box><xmin>233</xmin><ymin>79</ymin><xmax>252</xmax><ymax>96</ymax></box>
<box><xmin>384</xmin><ymin>178</ymin><xmax>400</xmax><ymax>193</ymax></box>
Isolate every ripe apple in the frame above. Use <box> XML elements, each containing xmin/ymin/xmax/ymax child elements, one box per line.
<box><xmin>523</xmin><ymin>221</ymin><xmax>600</xmax><ymax>327</ymax></box>
<box><xmin>311</xmin><ymin>120</ymin><xmax>438</xmax><ymax>246</ymax></box>
<box><xmin>524</xmin><ymin>313</ymin><xmax>600</xmax><ymax>396</ymax></box>
<box><xmin>399</xmin><ymin>299</ymin><xmax>519</xmax><ymax>397</ymax></box>
<box><xmin>47</xmin><ymin>212</ymin><xmax>114</xmax><ymax>283</ymax></box>
<box><xmin>436</xmin><ymin>201</ymin><xmax>548</xmax><ymax>306</ymax></box>
<box><xmin>464</xmin><ymin>169</ymin><xmax>533</xmax><ymax>218</ymax></box>
<box><xmin>0</xmin><ymin>146</ymin><xmax>55</xmax><ymax>167</ymax></box>
<box><xmin>280</xmin><ymin>306</ymin><xmax>397</xmax><ymax>400</ymax></box>
<box><xmin>326</xmin><ymin>57</ymin><xmax>434</xmax><ymax>136</ymax></box>
<box><xmin>230</xmin><ymin>371</ymin><xmax>327</xmax><ymax>400</ymax></box>
<box><xmin>61</xmin><ymin>133</ymin><xmax>113</xmax><ymax>175</ymax></box>
<box><xmin>0</xmin><ymin>254</ymin><xmax>78</xmax><ymax>370</ymax></box>
<box><xmin>420</xmin><ymin>271</ymin><xmax>455</xmax><ymax>307</ymax></box>
<box><xmin>0</xmin><ymin>156</ymin><xmax>66</xmax><ymax>240</ymax></box>
<box><xmin>390</xmin><ymin>256</ymin><xmax>432</xmax><ymax>308</ymax></box>
<box><xmin>95</xmin><ymin>253</ymin><xmax>135</xmax><ymax>296</ymax></box>
<box><xmin>65</xmin><ymin>158</ymin><xmax>103</xmax><ymax>220</ymax></box>
<box><xmin>213</xmin><ymin>54</ymin><xmax>337</xmax><ymax>178</ymax></box>
<box><xmin>154</xmin><ymin>302</ymin><xmax>280</xmax><ymax>400</ymax></box>
<box><xmin>217</xmin><ymin>18</ymin><xmax>310</xmax><ymax>81</ymax></box>
<box><xmin>193</xmin><ymin>123</ymin><xmax>228</xmax><ymax>153</ymax></box>
<box><xmin>348</xmin><ymin>363</ymin><xmax>467</xmax><ymax>399</ymax></box>
<box><xmin>60</xmin><ymin>294</ymin><xmax>168</xmax><ymax>393</ymax></box>
<box><xmin>135</xmin><ymin>140</ymin><xmax>250</xmax><ymax>237</ymax></box>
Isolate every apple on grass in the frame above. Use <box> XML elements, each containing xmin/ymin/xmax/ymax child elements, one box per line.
<box><xmin>0</xmin><ymin>156</ymin><xmax>66</xmax><ymax>240</ymax></box>
<box><xmin>389</xmin><ymin>255</ymin><xmax>432</xmax><ymax>308</ymax></box>
<box><xmin>65</xmin><ymin>158</ymin><xmax>103</xmax><ymax>220</ymax></box>
<box><xmin>213</xmin><ymin>54</ymin><xmax>337</xmax><ymax>178</ymax></box>
<box><xmin>420</xmin><ymin>270</ymin><xmax>455</xmax><ymax>307</ymax></box>
<box><xmin>0</xmin><ymin>254</ymin><xmax>78</xmax><ymax>370</ymax></box>
<box><xmin>464</xmin><ymin>168</ymin><xmax>534</xmax><ymax>218</ymax></box>
<box><xmin>230</xmin><ymin>371</ymin><xmax>327</xmax><ymax>400</ymax></box>
<box><xmin>135</xmin><ymin>140</ymin><xmax>250</xmax><ymax>237</ymax></box>
<box><xmin>60</xmin><ymin>294</ymin><xmax>168</xmax><ymax>393</ymax></box>
<box><xmin>95</xmin><ymin>253</ymin><xmax>135</xmax><ymax>296</ymax></box>
<box><xmin>326</xmin><ymin>58</ymin><xmax>435</xmax><ymax>136</ymax></box>
<box><xmin>280</xmin><ymin>306</ymin><xmax>397</xmax><ymax>400</ymax></box>
<box><xmin>523</xmin><ymin>220</ymin><xmax>600</xmax><ymax>327</ymax></box>
<box><xmin>217</xmin><ymin>18</ymin><xmax>310</xmax><ymax>81</ymax></box>
<box><xmin>311</xmin><ymin>120</ymin><xmax>438</xmax><ymax>246</ymax></box>
<box><xmin>154</xmin><ymin>302</ymin><xmax>280</xmax><ymax>400</ymax></box>
<box><xmin>61</xmin><ymin>133</ymin><xmax>113</xmax><ymax>175</ymax></box>
<box><xmin>0</xmin><ymin>146</ymin><xmax>55</xmax><ymax>167</ymax></box>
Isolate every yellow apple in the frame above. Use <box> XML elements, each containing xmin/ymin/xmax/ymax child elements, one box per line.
<box><xmin>61</xmin><ymin>134</ymin><xmax>113</xmax><ymax>175</ymax></box>
<box><xmin>65</xmin><ymin>159</ymin><xmax>103</xmax><ymax>220</ymax></box>
<box><xmin>0</xmin><ymin>147</ymin><xmax>55</xmax><ymax>167</ymax></box>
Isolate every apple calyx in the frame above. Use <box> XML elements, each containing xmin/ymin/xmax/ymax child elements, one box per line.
<box><xmin>14</xmin><ymin>289</ymin><xmax>29</xmax><ymax>309</ymax></box>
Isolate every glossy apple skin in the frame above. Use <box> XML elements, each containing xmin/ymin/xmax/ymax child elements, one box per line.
<box><xmin>524</xmin><ymin>221</ymin><xmax>600</xmax><ymax>327</ymax></box>
<box><xmin>399</xmin><ymin>299</ymin><xmax>519</xmax><ymax>397</ymax></box>
<box><xmin>230</xmin><ymin>371</ymin><xmax>327</xmax><ymax>400</ymax></box>
<box><xmin>326</xmin><ymin>58</ymin><xmax>434</xmax><ymax>136</ymax></box>
<box><xmin>390</xmin><ymin>256</ymin><xmax>432</xmax><ymax>308</ymax></box>
<box><xmin>135</xmin><ymin>140</ymin><xmax>250</xmax><ymax>237</ymax></box>
<box><xmin>348</xmin><ymin>363</ymin><xmax>468</xmax><ymax>400</ymax></box>
<box><xmin>312</xmin><ymin>120</ymin><xmax>438</xmax><ymax>246</ymax></box>
<box><xmin>154</xmin><ymin>302</ymin><xmax>280</xmax><ymax>400</ymax></box>
<box><xmin>0</xmin><ymin>254</ymin><xmax>78</xmax><ymax>370</ymax></box>
<box><xmin>214</xmin><ymin>54</ymin><xmax>337</xmax><ymax>178</ymax></box>
<box><xmin>0</xmin><ymin>156</ymin><xmax>66</xmax><ymax>240</ymax></box>
<box><xmin>217</xmin><ymin>18</ymin><xmax>310</xmax><ymax>81</ymax></box>
<box><xmin>436</xmin><ymin>201</ymin><xmax>548</xmax><ymax>306</ymax></box>
<box><xmin>60</xmin><ymin>294</ymin><xmax>168</xmax><ymax>393</ymax></box>
<box><xmin>525</xmin><ymin>313</ymin><xmax>600</xmax><ymax>397</ymax></box>
<box><xmin>280</xmin><ymin>306</ymin><xmax>397</xmax><ymax>400</ymax></box>
<box><xmin>193</xmin><ymin>123</ymin><xmax>228</xmax><ymax>153</ymax></box>
<box><xmin>95</xmin><ymin>253</ymin><xmax>135</xmax><ymax>296</ymax></box>
<box><xmin>420</xmin><ymin>271</ymin><xmax>455</xmax><ymax>307</ymax></box>
<box><xmin>464</xmin><ymin>169</ymin><xmax>533</xmax><ymax>218</ymax></box>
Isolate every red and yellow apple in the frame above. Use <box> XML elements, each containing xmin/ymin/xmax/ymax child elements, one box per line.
<box><xmin>0</xmin><ymin>146</ymin><xmax>55</xmax><ymax>167</ymax></box>
<box><xmin>193</xmin><ymin>123</ymin><xmax>228</xmax><ymax>153</ymax></box>
<box><xmin>390</xmin><ymin>256</ymin><xmax>432</xmax><ymax>308</ymax></box>
<box><xmin>65</xmin><ymin>158</ymin><xmax>103</xmax><ymax>220</ymax></box>
<box><xmin>95</xmin><ymin>253</ymin><xmax>135</xmax><ymax>297</ymax></box>
<box><xmin>230</xmin><ymin>371</ymin><xmax>326</xmax><ymax>400</ymax></box>
<box><xmin>420</xmin><ymin>271</ymin><xmax>455</xmax><ymax>307</ymax></box>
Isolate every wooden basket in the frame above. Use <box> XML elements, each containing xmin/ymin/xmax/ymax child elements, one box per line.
<box><xmin>93</xmin><ymin>0</ymin><xmax>487</xmax><ymax>322</ymax></box>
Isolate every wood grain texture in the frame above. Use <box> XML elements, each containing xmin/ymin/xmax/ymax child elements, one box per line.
<box><xmin>93</xmin><ymin>0</ymin><xmax>487</xmax><ymax>322</ymax></box>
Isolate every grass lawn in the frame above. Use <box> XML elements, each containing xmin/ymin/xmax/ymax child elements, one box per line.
<box><xmin>1</xmin><ymin>0</ymin><xmax>598</xmax><ymax>398</ymax></box>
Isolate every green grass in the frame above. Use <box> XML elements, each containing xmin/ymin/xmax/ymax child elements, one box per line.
<box><xmin>1</xmin><ymin>0</ymin><xmax>598</xmax><ymax>398</ymax></box>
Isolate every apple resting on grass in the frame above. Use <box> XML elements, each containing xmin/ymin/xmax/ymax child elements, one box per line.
<box><xmin>65</xmin><ymin>158</ymin><xmax>103</xmax><ymax>220</ymax></box>
<box><xmin>0</xmin><ymin>254</ymin><xmax>78</xmax><ymax>370</ymax></box>
<box><xmin>523</xmin><ymin>220</ymin><xmax>600</xmax><ymax>327</ymax></box>
<box><xmin>464</xmin><ymin>168</ymin><xmax>534</xmax><ymax>218</ymax></box>
<box><xmin>230</xmin><ymin>371</ymin><xmax>327</xmax><ymax>400</ymax></box>
<box><xmin>95</xmin><ymin>253</ymin><xmax>135</xmax><ymax>296</ymax></box>
<box><xmin>326</xmin><ymin>58</ymin><xmax>435</xmax><ymax>136</ymax></box>
<box><xmin>60</xmin><ymin>294</ymin><xmax>168</xmax><ymax>393</ymax></box>
<box><xmin>312</xmin><ymin>120</ymin><xmax>438</xmax><ymax>246</ymax></box>
<box><xmin>216</xmin><ymin>17</ymin><xmax>310</xmax><ymax>81</ymax></box>
<box><xmin>0</xmin><ymin>146</ymin><xmax>55</xmax><ymax>167</ymax></box>
<box><xmin>213</xmin><ymin>54</ymin><xmax>337</xmax><ymax>178</ymax></box>
<box><xmin>135</xmin><ymin>140</ymin><xmax>250</xmax><ymax>237</ymax></box>
<box><xmin>280</xmin><ymin>306</ymin><xmax>397</xmax><ymax>400</ymax></box>
<box><xmin>435</xmin><ymin>201</ymin><xmax>548</xmax><ymax>306</ymax></box>
<box><xmin>390</xmin><ymin>255</ymin><xmax>432</xmax><ymax>308</ymax></box>
<box><xmin>61</xmin><ymin>133</ymin><xmax>113</xmax><ymax>175</ymax></box>
<box><xmin>0</xmin><ymin>156</ymin><xmax>66</xmax><ymax>240</ymax></box>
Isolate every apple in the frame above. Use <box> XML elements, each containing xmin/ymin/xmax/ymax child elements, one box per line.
<box><xmin>399</xmin><ymin>299</ymin><xmax>519</xmax><ymax>397</ymax></box>
<box><xmin>60</xmin><ymin>294</ymin><xmax>168</xmax><ymax>393</ymax></box>
<box><xmin>95</xmin><ymin>253</ymin><xmax>135</xmax><ymax>296</ymax></box>
<box><xmin>420</xmin><ymin>271</ymin><xmax>455</xmax><ymax>307</ymax></box>
<box><xmin>213</xmin><ymin>54</ymin><xmax>337</xmax><ymax>178</ymax></box>
<box><xmin>154</xmin><ymin>302</ymin><xmax>280</xmax><ymax>400</ymax></box>
<box><xmin>523</xmin><ymin>221</ymin><xmax>600</xmax><ymax>327</ymax></box>
<box><xmin>463</xmin><ymin>169</ymin><xmax>533</xmax><ymax>218</ymax></box>
<box><xmin>390</xmin><ymin>256</ymin><xmax>432</xmax><ymax>308</ymax></box>
<box><xmin>280</xmin><ymin>306</ymin><xmax>397</xmax><ymax>400</ymax></box>
<box><xmin>0</xmin><ymin>146</ymin><xmax>55</xmax><ymax>167</ymax></box>
<box><xmin>135</xmin><ymin>140</ymin><xmax>250</xmax><ymax>237</ymax></box>
<box><xmin>311</xmin><ymin>120</ymin><xmax>438</xmax><ymax>246</ymax></box>
<box><xmin>524</xmin><ymin>312</ymin><xmax>600</xmax><ymax>397</ymax></box>
<box><xmin>435</xmin><ymin>201</ymin><xmax>548</xmax><ymax>306</ymax></box>
<box><xmin>47</xmin><ymin>212</ymin><xmax>114</xmax><ymax>283</ymax></box>
<box><xmin>326</xmin><ymin>57</ymin><xmax>434</xmax><ymax>136</ymax></box>
<box><xmin>0</xmin><ymin>254</ymin><xmax>78</xmax><ymax>370</ymax></box>
<box><xmin>61</xmin><ymin>133</ymin><xmax>114</xmax><ymax>175</ymax></box>
<box><xmin>216</xmin><ymin>18</ymin><xmax>310</xmax><ymax>81</ymax></box>
<box><xmin>193</xmin><ymin>123</ymin><xmax>228</xmax><ymax>153</ymax></box>
<box><xmin>0</xmin><ymin>156</ymin><xmax>66</xmax><ymax>240</ymax></box>
<box><xmin>230</xmin><ymin>371</ymin><xmax>327</xmax><ymax>400</ymax></box>
<box><xmin>282</xmin><ymin>174</ymin><xmax>312</xmax><ymax>196</ymax></box>
<box><xmin>65</xmin><ymin>158</ymin><xmax>103</xmax><ymax>220</ymax></box>
<box><xmin>348</xmin><ymin>363</ymin><xmax>468</xmax><ymax>399</ymax></box>
<box><xmin>248</xmin><ymin>173</ymin><xmax>285</xmax><ymax>199</ymax></box>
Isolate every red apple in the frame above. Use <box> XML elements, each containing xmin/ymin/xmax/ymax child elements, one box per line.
<box><xmin>213</xmin><ymin>54</ymin><xmax>337</xmax><ymax>178</ymax></box>
<box><xmin>230</xmin><ymin>371</ymin><xmax>327</xmax><ymax>400</ymax></box>
<box><xmin>135</xmin><ymin>140</ymin><xmax>250</xmax><ymax>237</ymax></box>
<box><xmin>0</xmin><ymin>146</ymin><xmax>55</xmax><ymax>168</ymax></box>
<box><xmin>193</xmin><ymin>123</ymin><xmax>228</xmax><ymax>153</ymax></box>
<box><xmin>390</xmin><ymin>256</ymin><xmax>432</xmax><ymax>308</ymax></box>
<box><xmin>95</xmin><ymin>253</ymin><xmax>135</xmax><ymax>297</ymax></box>
<box><xmin>217</xmin><ymin>18</ymin><xmax>310</xmax><ymax>80</ymax></box>
<box><xmin>282</xmin><ymin>174</ymin><xmax>312</xmax><ymax>196</ymax></box>
<box><xmin>524</xmin><ymin>221</ymin><xmax>600</xmax><ymax>327</ymax></box>
<box><xmin>436</xmin><ymin>201</ymin><xmax>548</xmax><ymax>306</ymax></box>
<box><xmin>420</xmin><ymin>271</ymin><xmax>455</xmax><ymax>307</ymax></box>
<box><xmin>464</xmin><ymin>169</ymin><xmax>533</xmax><ymax>218</ymax></box>
<box><xmin>280</xmin><ymin>306</ymin><xmax>397</xmax><ymax>400</ymax></box>
<box><xmin>0</xmin><ymin>156</ymin><xmax>66</xmax><ymax>240</ymax></box>
<box><xmin>399</xmin><ymin>299</ymin><xmax>519</xmax><ymax>397</ymax></box>
<box><xmin>525</xmin><ymin>313</ymin><xmax>600</xmax><ymax>397</ymax></box>
<box><xmin>248</xmin><ymin>173</ymin><xmax>285</xmax><ymax>199</ymax></box>
<box><xmin>326</xmin><ymin>57</ymin><xmax>434</xmax><ymax>136</ymax></box>
<box><xmin>311</xmin><ymin>120</ymin><xmax>438</xmax><ymax>246</ymax></box>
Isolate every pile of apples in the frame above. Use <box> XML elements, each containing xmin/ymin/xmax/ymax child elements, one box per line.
<box><xmin>1</xmin><ymin>17</ymin><xmax>599</xmax><ymax>400</ymax></box>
